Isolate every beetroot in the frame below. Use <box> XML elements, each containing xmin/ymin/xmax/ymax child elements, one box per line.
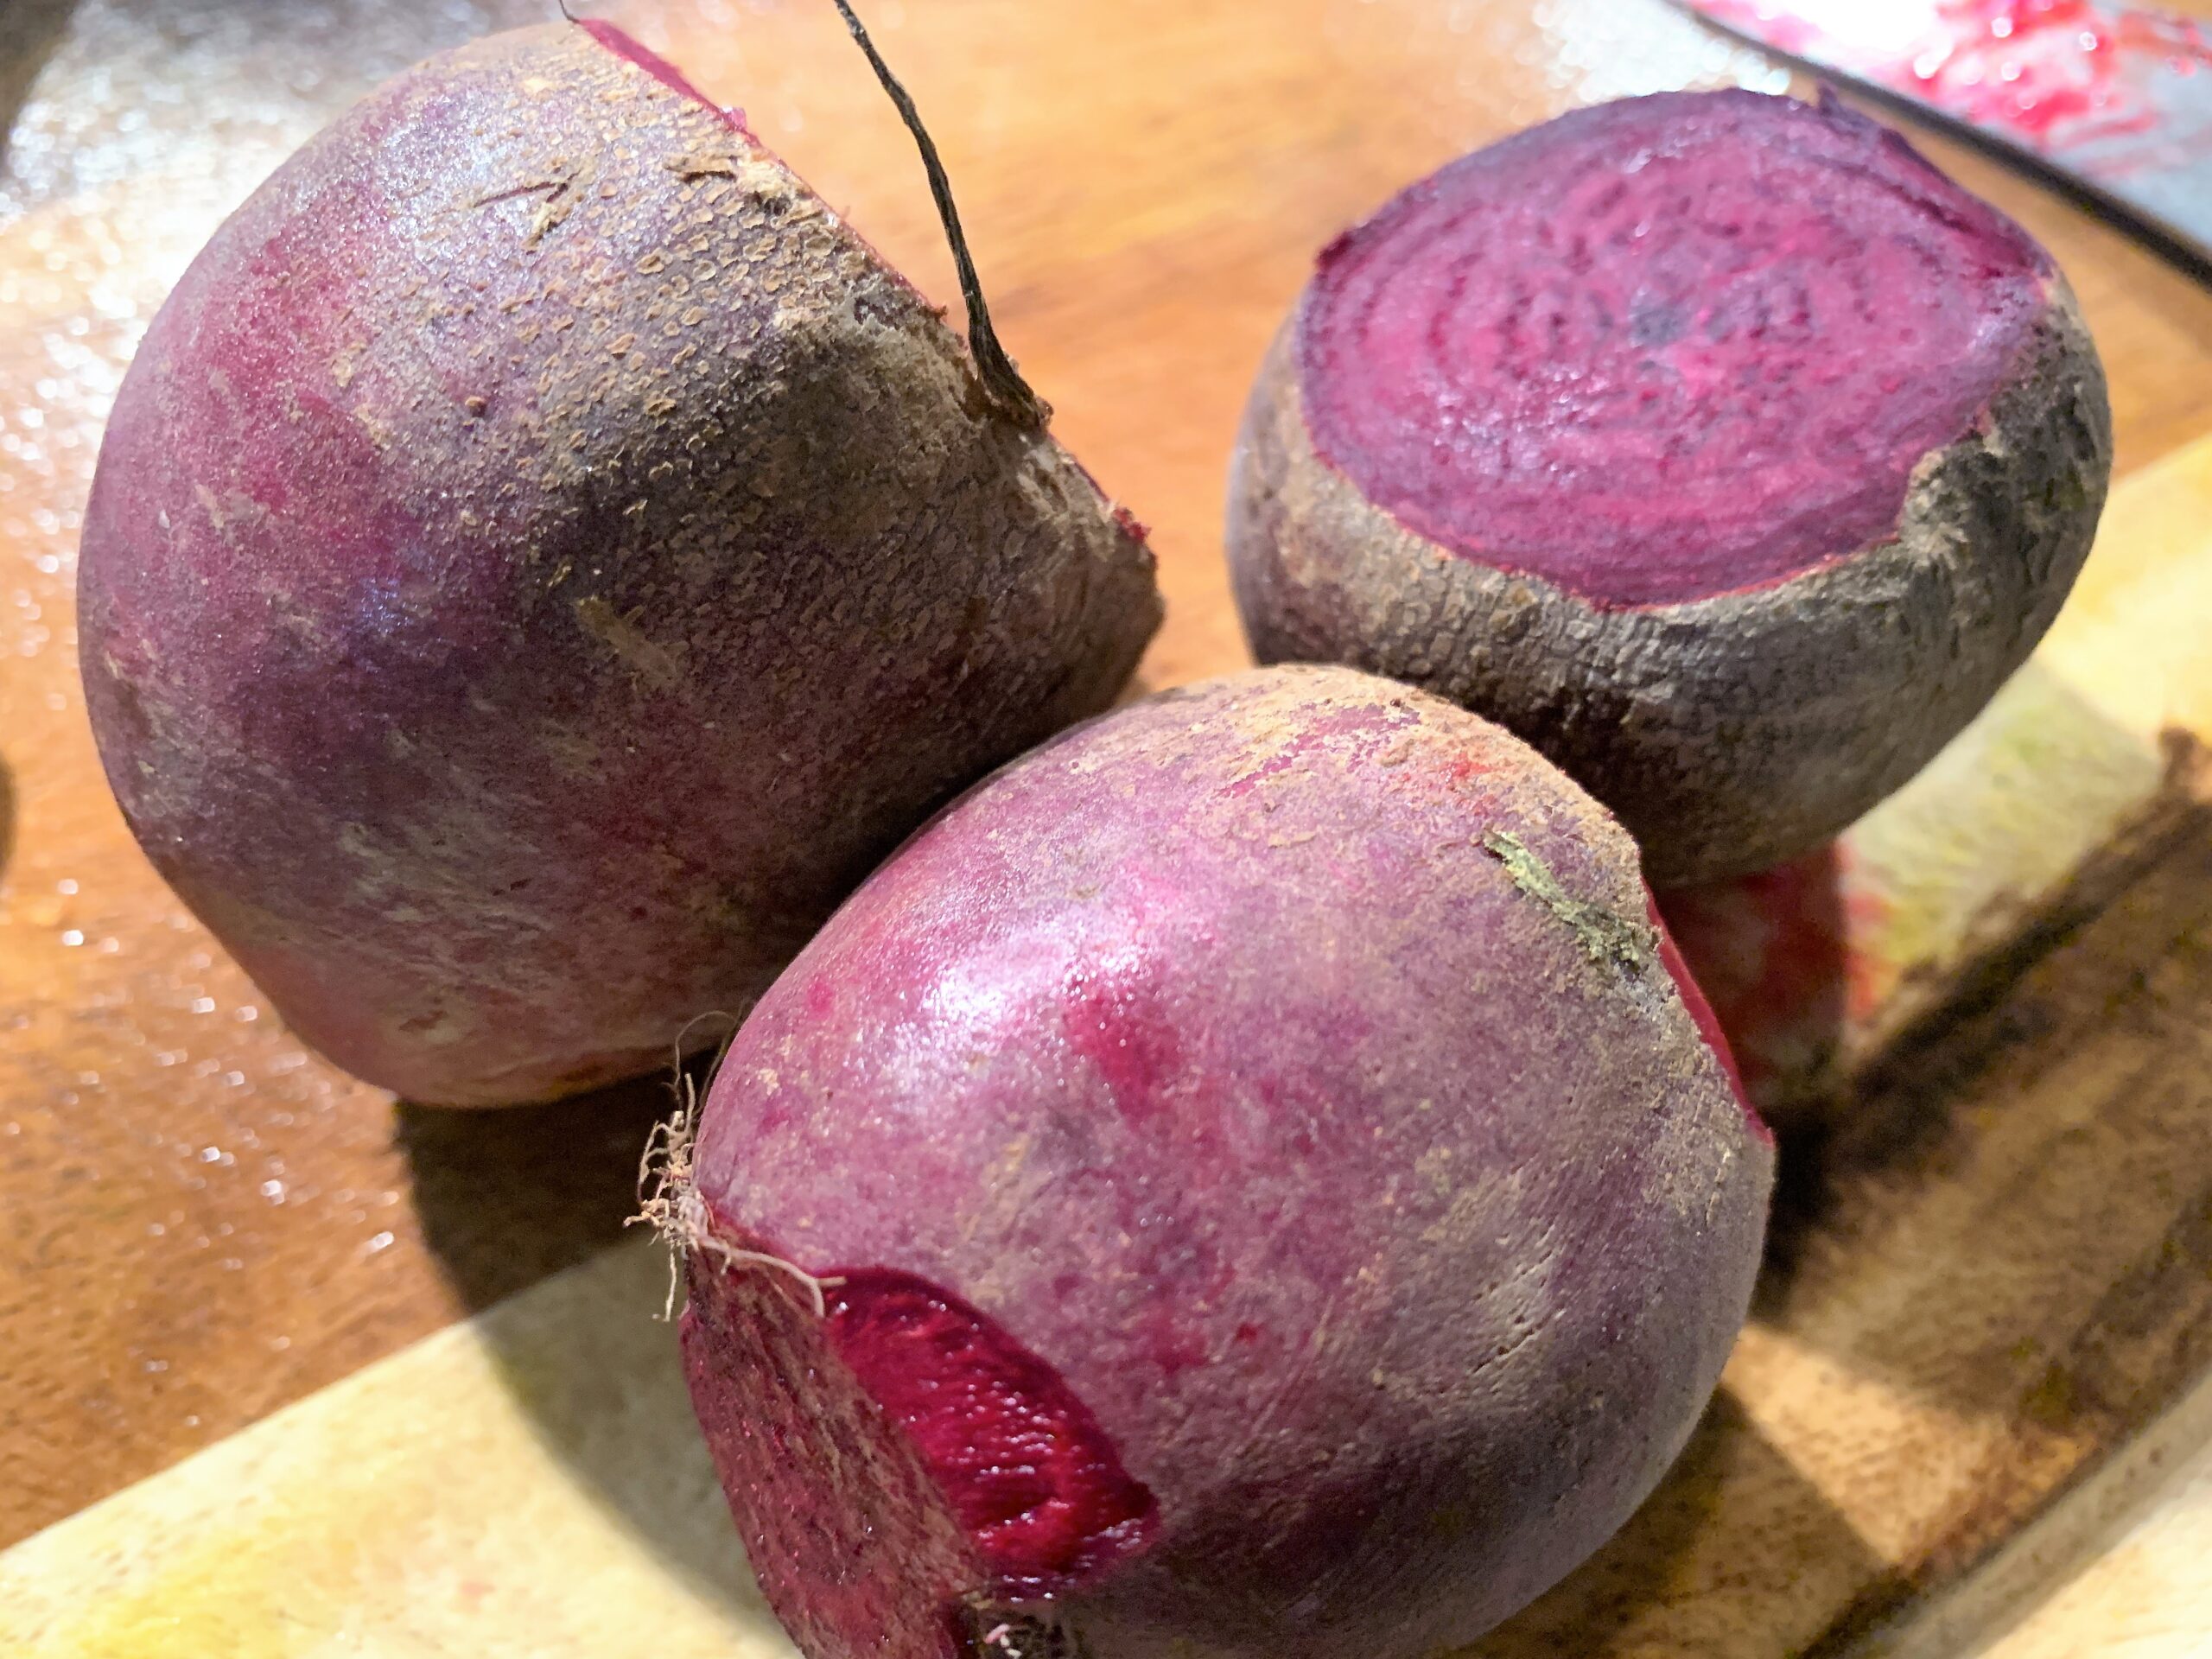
<box><xmin>1229</xmin><ymin>90</ymin><xmax>2109</xmax><ymax>887</ymax></box>
<box><xmin>674</xmin><ymin>664</ymin><xmax>1772</xmax><ymax>1659</ymax></box>
<box><xmin>75</xmin><ymin>21</ymin><xmax>1159</xmax><ymax>1104</ymax></box>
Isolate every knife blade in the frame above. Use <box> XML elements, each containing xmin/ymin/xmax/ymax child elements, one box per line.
<box><xmin>1675</xmin><ymin>0</ymin><xmax>2212</xmax><ymax>270</ymax></box>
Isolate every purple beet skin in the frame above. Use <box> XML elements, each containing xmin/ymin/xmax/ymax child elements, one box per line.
<box><xmin>75</xmin><ymin>22</ymin><xmax>1159</xmax><ymax>1104</ymax></box>
<box><xmin>678</xmin><ymin>664</ymin><xmax>1774</xmax><ymax>1659</ymax></box>
<box><xmin>1230</xmin><ymin>90</ymin><xmax>2109</xmax><ymax>886</ymax></box>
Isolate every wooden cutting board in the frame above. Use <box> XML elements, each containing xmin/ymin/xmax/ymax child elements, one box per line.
<box><xmin>4</xmin><ymin>2</ymin><xmax>2212</xmax><ymax>1653</ymax></box>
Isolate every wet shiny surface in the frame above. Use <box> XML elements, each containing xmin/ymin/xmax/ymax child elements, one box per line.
<box><xmin>3</xmin><ymin>0</ymin><xmax>2211</xmax><ymax>1546</ymax></box>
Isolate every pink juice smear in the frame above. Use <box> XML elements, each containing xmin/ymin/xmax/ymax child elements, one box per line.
<box><xmin>1699</xmin><ymin>0</ymin><xmax>2212</xmax><ymax>143</ymax></box>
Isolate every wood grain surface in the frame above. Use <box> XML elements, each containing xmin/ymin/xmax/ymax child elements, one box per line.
<box><xmin>3</xmin><ymin>0</ymin><xmax>2211</xmax><ymax>1637</ymax></box>
<box><xmin>1888</xmin><ymin>1362</ymin><xmax>2212</xmax><ymax>1658</ymax></box>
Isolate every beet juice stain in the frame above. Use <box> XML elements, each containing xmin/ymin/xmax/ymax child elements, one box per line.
<box><xmin>1698</xmin><ymin>0</ymin><xmax>2212</xmax><ymax>145</ymax></box>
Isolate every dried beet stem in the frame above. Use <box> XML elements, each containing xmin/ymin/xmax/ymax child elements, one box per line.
<box><xmin>830</xmin><ymin>0</ymin><xmax>1049</xmax><ymax>429</ymax></box>
<box><xmin>1481</xmin><ymin>830</ymin><xmax>1650</xmax><ymax>974</ymax></box>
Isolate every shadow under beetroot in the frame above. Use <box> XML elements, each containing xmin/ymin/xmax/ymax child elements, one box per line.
<box><xmin>396</xmin><ymin>1040</ymin><xmax>734</xmax><ymax>1314</ymax></box>
<box><xmin>394</xmin><ymin>1046</ymin><xmax>767</xmax><ymax>1613</ymax></box>
<box><xmin>1473</xmin><ymin>1391</ymin><xmax>1898</xmax><ymax>1658</ymax></box>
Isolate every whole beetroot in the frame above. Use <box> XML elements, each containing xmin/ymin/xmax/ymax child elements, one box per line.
<box><xmin>676</xmin><ymin>664</ymin><xmax>1773</xmax><ymax>1659</ymax></box>
<box><xmin>1229</xmin><ymin>90</ymin><xmax>2109</xmax><ymax>887</ymax></box>
<box><xmin>76</xmin><ymin>20</ymin><xmax>1159</xmax><ymax>1105</ymax></box>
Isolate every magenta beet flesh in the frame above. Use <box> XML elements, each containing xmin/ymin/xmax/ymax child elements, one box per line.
<box><xmin>74</xmin><ymin>22</ymin><xmax>1159</xmax><ymax>1103</ymax></box>
<box><xmin>1299</xmin><ymin>91</ymin><xmax>2048</xmax><ymax>607</ymax></box>
<box><xmin>679</xmin><ymin>664</ymin><xmax>1773</xmax><ymax>1659</ymax></box>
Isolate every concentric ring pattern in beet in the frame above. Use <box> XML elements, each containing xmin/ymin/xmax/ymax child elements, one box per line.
<box><xmin>1295</xmin><ymin>90</ymin><xmax>2052</xmax><ymax>607</ymax></box>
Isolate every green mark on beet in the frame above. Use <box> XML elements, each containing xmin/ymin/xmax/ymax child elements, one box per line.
<box><xmin>1481</xmin><ymin>830</ymin><xmax>1649</xmax><ymax>975</ymax></box>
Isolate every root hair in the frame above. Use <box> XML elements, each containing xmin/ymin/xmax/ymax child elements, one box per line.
<box><xmin>631</xmin><ymin>1011</ymin><xmax>840</xmax><ymax>1320</ymax></box>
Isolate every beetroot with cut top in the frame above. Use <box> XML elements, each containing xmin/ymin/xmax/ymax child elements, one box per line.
<box><xmin>76</xmin><ymin>22</ymin><xmax>1159</xmax><ymax>1104</ymax></box>
<box><xmin>1229</xmin><ymin>90</ymin><xmax>2109</xmax><ymax>886</ymax></box>
<box><xmin>678</xmin><ymin>664</ymin><xmax>1772</xmax><ymax>1659</ymax></box>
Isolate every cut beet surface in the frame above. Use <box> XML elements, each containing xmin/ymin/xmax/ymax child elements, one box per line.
<box><xmin>1230</xmin><ymin>92</ymin><xmax>2109</xmax><ymax>887</ymax></box>
<box><xmin>823</xmin><ymin>1268</ymin><xmax>1159</xmax><ymax>1595</ymax></box>
<box><xmin>680</xmin><ymin>1252</ymin><xmax>982</xmax><ymax>1659</ymax></box>
<box><xmin>1644</xmin><ymin>891</ymin><xmax>1766</xmax><ymax>1144</ymax></box>
<box><xmin>681</xmin><ymin>1243</ymin><xmax>1157</xmax><ymax>1659</ymax></box>
<box><xmin>1653</xmin><ymin>843</ymin><xmax>1859</xmax><ymax>1129</ymax></box>
<box><xmin>575</xmin><ymin>19</ymin><xmax>745</xmax><ymax>127</ymax></box>
<box><xmin>1297</xmin><ymin>90</ymin><xmax>2048</xmax><ymax>607</ymax></box>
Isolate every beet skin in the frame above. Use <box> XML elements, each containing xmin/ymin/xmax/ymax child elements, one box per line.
<box><xmin>679</xmin><ymin>664</ymin><xmax>1774</xmax><ymax>1659</ymax></box>
<box><xmin>75</xmin><ymin>22</ymin><xmax>1160</xmax><ymax>1105</ymax></box>
<box><xmin>1229</xmin><ymin>90</ymin><xmax>2110</xmax><ymax>887</ymax></box>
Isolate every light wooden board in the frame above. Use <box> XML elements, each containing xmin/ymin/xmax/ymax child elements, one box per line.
<box><xmin>0</xmin><ymin>1239</ymin><xmax>773</xmax><ymax>1659</ymax></box>
<box><xmin>1878</xmin><ymin>1363</ymin><xmax>2212</xmax><ymax>1659</ymax></box>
